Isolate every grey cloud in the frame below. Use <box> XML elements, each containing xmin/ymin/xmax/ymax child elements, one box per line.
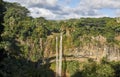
<box><xmin>79</xmin><ymin>0</ymin><xmax>120</xmax><ymax>9</ymax></box>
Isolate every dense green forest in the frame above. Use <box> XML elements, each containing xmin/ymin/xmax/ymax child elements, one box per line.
<box><xmin>0</xmin><ymin>0</ymin><xmax>120</xmax><ymax>77</ymax></box>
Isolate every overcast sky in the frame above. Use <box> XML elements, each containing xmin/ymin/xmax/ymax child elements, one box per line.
<box><xmin>3</xmin><ymin>0</ymin><xmax>120</xmax><ymax>20</ymax></box>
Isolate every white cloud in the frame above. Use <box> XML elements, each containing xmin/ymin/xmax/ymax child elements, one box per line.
<box><xmin>3</xmin><ymin>0</ymin><xmax>120</xmax><ymax>20</ymax></box>
<box><xmin>29</xmin><ymin>7</ymin><xmax>56</xmax><ymax>19</ymax></box>
<box><xmin>4</xmin><ymin>0</ymin><xmax>57</xmax><ymax>7</ymax></box>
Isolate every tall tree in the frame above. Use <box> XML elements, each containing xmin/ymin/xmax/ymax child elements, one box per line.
<box><xmin>0</xmin><ymin>0</ymin><xmax>5</xmax><ymax>44</ymax></box>
<box><xmin>2</xmin><ymin>2</ymin><xmax>29</xmax><ymax>54</ymax></box>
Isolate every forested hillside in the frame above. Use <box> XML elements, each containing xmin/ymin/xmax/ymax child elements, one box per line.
<box><xmin>0</xmin><ymin>0</ymin><xmax>120</xmax><ymax>77</ymax></box>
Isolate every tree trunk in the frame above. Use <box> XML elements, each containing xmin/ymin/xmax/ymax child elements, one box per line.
<box><xmin>40</xmin><ymin>38</ymin><xmax>44</xmax><ymax>64</ymax></box>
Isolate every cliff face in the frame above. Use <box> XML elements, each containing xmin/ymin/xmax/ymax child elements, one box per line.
<box><xmin>15</xmin><ymin>32</ymin><xmax>120</xmax><ymax>62</ymax></box>
<box><xmin>69</xmin><ymin>35</ymin><xmax>120</xmax><ymax>62</ymax></box>
<box><xmin>40</xmin><ymin>34</ymin><xmax>120</xmax><ymax>62</ymax></box>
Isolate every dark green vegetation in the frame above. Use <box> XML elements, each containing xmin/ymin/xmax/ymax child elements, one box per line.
<box><xmin>50</xmin><ymin>60</ymin><xmax>120</xmax><ymax>77</ymax></box>
<box><xmin>0</xmin><ymin>0</ymin><xmax>120</xmax><ymax>77</ymax></box>
<box><xmin>71</xmin><ymin>60</ymin><xmax>120</xmax><ymax>77</ymax></box>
